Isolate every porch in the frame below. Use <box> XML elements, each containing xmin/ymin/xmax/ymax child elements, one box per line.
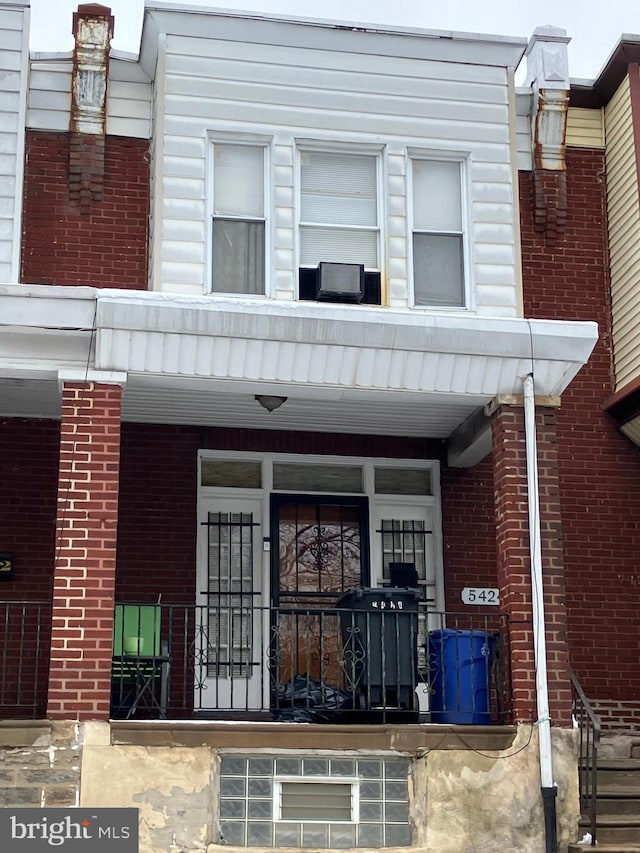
<box><xmin>0</xmin><ymin>600</ymin><xmax>511</xmax><ymax>725</ymax></box>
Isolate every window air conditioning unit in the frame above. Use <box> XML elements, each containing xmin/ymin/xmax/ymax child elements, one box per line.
<box><xmin>316</xmin><ymin>262</ymin><xmax>365</xmax><ymax>303</ymax></box>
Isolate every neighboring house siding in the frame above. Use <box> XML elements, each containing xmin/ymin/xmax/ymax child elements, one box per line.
<box><xmin>605</xmin><ymin>74</ymin><xmax>640</xmax><ymax>390</ymax></box>
<box><xmin>27</xmin><ymin>59</ymin><xmax>152</xmax><ymax>138</ymax></box>
<box><xmin>21</xmin><ymin>131</ymin><xmax>150</xmax><ymax>288</ymax></box>
<box><xmin>155</xmin><ymin>31</ymin><xmax>520</xmax><ymax>315</ymax></box>
<box><xmin>515</xmin><ymin>90</ymin><xmax>533</xmax><ymax>171</ymax></box>
<box><xmin>521</xmin><ymin>147</ymin><xmax>640</xmax><ymax>709</ymax></box>
<box><xmin>0</xmin><ymin>4</ymin><xmax>28</xmax><ymax>283</ymax></box>
<box><xmin>566</xmin><ymin>106</ymin><xmax>605</xmax><ymax>148</ymax></box>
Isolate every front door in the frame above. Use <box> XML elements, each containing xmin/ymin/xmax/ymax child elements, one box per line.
<box><xmin>270</xmin><ymin>495</ymin><xmax>369</xmax><ymax>693</ymax></box>
<box><xmin>197</xmin><ymin>496</ymin><xmax>264</xmax><ymax>710</ymax></box>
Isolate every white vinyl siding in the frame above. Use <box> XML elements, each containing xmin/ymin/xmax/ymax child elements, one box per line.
<box><xmin>26</xmin><ymin>59</ymin><xmax>152</xmax><ymax>138</ymax></box>
<box><xmin>411</xmin><ymin>159</ymin><xmax>465</xmax><ymax>307</ymax></box>
<box><xmin>0</xmin><ymin>4</ymin><xmax>28</xmax><ymax>283</ymax></box>
<box><xmin>299</xmin><ymin>150</ymin><xmax>378</xmax><ymax>269</ymax></box>
<box><xmin>155</xmin><ymin>15</ymin><xmax>520</xmax><ymax>313</ymax></box>
<box><xmin>211</xmin><ymin>143</ymin><xmax>266</xmax><ymax>294</ymax></box>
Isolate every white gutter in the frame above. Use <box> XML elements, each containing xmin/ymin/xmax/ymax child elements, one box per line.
<box><xmin>523</xmin><ymin>372</ymin><xmax>557</xmax><ymax>851</ymax></box>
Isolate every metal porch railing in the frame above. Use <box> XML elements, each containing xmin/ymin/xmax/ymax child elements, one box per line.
<box><xmin>111</xmin><ymin>602</ymin><xmax>512</xmax><ymax>723</ymax></box>
<box><xmin>0</xmin><ymin>598</ymin><xmax>511</xmax><ymax>724</ymax></box>
<box><xmin>570</xmin><ymin>669</ymin><xmax>601</xmax><ymax>846</ymax></box>
<box><xmin>0</xmin><ymin>600</ymin><xmax>51</xmax><ymax>718</ymax></box>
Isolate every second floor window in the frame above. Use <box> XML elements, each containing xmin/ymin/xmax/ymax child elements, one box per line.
<box><xmin>299</xmin><ymin>150</ymin><xmax>379</xmax><ymax>269</ymax></box>
<box><xmin>211</xmin><ymin>143</ymin><xmax>265</xmax><ymax>295</ymax></box>
<box><xmin>298</xmin><ymin>149</ymin><xmax>381</xmax><ymax>304</ymax></box>
<box><xmin>412</xmin><ymin>159</ymin><xmax>465</xmax><ymax>307</ymax></box>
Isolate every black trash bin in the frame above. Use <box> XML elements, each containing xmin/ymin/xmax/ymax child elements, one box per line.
<box><xmin>337</xmin><ymin>587</ymin><xmax>420</xmax><ymax>716</ymax></box>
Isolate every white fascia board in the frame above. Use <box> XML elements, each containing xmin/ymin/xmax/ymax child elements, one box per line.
<box><xmin>144</xmin><ymin>4</ymin><xmax>526</xmax><ymax>69</ymax></box>
<box><xmin>95</xmin><ymin>289</ymin><xmax>597</xmax><ymax>367</ymax></box>
<box><xmin>0</xmin><ymin>287</ymin><xmax>598</xmax><ymax>399</ymax></box>
<box><xmin>95</xmin><ymin>291</ymin><xmax>597</xmax><ymax>398</ymax></box>
<box><xmin>0</xmin><ymin>284</ymin><xmax>96</xmax><ymax>328</ymax></box>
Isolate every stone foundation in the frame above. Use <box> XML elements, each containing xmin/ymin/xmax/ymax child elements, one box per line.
<box><xmin>0</xmin><ymin>722</ymin><xmax>580</xmax><ymax>853</ymax></box>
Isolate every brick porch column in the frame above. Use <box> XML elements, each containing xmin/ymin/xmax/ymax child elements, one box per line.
<box><xmin>489</xmin><ymin>396</ymin><xmax>572</xmax><ymax>726</ymax></box>
<box><xmin>47</xmin><ymin>376</ymin><xmax>125</xmax><ymax>720</ymax></box>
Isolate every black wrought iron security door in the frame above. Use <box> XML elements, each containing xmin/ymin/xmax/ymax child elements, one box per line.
<box><xmin>271</xmin><ymin>495</ymin><xmax>369</xmax><ymax>689</ymax></box>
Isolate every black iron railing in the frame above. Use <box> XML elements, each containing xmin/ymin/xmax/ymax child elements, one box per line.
<box><xmin>570</xmin><ymin>669</ymin><xmax>600</xmax><ymax>846</ymax></box>
<box><xmin>0</xmin><ymin>600</ymin><xmax>51</xmax><ymax>718</ymax></box>
<box><xmin>111</xmin><ymin>602</ymin><xmax>512</xmax><ymax>723</ymax></box>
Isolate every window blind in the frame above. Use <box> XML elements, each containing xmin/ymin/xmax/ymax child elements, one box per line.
<box><xmin>300</xmin><ymin>150</ymin><xmax>378</xmax><ymax>268</ymax></box>
<box><xmin>214</xmin><ymin>144</ymin><xmax>264</xmax><ymax>218</ymax></box>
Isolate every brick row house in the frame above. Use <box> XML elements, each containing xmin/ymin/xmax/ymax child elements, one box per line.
<box><xmin>0</xmin><ymin>2</ymin><xmax>638</xmax><ymax>851</ymax></box>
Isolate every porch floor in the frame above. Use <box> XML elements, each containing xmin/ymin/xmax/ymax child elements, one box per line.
<box><xmin>109</xmin><ymin>720</ymin><xmax>517</xmax><ymax>751</ymax></box>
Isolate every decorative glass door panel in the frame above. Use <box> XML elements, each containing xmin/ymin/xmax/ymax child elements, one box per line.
<box><xmin>271</xmin><ymin>496</ymin><xmax>369</xmax><ymax>693</ymax></box>
<box><xmin>197</xmin><ymin>497</ymin><xmax>263</xmax><ymax>710</ymax></box>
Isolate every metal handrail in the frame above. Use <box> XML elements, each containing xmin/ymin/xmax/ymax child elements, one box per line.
<box><xmin>570</xmin><ymin>669</ymin><xmax>600</xmax><ymax>846</ymax></box>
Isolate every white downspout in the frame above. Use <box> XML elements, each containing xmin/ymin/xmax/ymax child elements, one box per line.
<box><xmin>523</xmin><ymin>372</ymin><xmax>557</xmax><ymax>850</ymax></box>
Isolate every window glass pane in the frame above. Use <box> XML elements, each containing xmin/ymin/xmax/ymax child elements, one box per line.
<box><xmin>300</xmin><ymin>226</ymin><xmax>378</xmax><ymax>268</ymax></box>
<box><xmin>380</xmin><ymin>519</ymin><xmax>427</xmax><ymax>584</ymax></box>
<box><xmin>214</xmin><ymin>144</ymin><xmax>264</xmax><ymax>217</ymax></box>
<box><xmin>201</xmin><ymin>459</ymin><xmax>262</xmax><ymax>488</ymax></box>
<box><xmin>273</xmin><ymin>463</ymin><xmax>363</xmax><ymax>492</ymax></box>
<box><xmin>212</xmin><ymin>219</ymin><xmax>265</xmax><ymax>294</ymax></box>
<box><xmin>280</xmin><ymin>782</ymin><xmax>353</xmax><ymax>822</ymax></box>
<box><xmin>413</xmin><ymin>233</ymin><xmax>463</xmax><ymax>307</ymax></box>
<box><xmin>301</xmin><ymin>151</ymin><xmax>377</xmax><ymax>226</ymax></box>
<box><xmin>206</xmin><ymin>512</ymin><xmax>255</xmax><ymax>677</ymax></box>
<box><xmin>374</xmin><ymin>467</ymin><xmax>432</xmax><ymax>495</ymax></box>
<box><xmin>413</xmin><ymin>160</ymin><xmax>461</xmax><ymax>231</ymax></box>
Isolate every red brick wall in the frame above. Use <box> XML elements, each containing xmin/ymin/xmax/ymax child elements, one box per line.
<box><xmin>0</xmin><ymin>419</ymin><xmax>59</xmax><ymax>598</ymax></box>
<box><xmin>520</xmin><ymin>148</ymin><xmax>640</xmax><ymax>706</ymax></box>
<box><xmin>440</xmin><ymin>460</ymin><xmax>497</xmax><ymax>611</ymax></box>
<box><xmin>21</xmin><ymin>131</ymin><xmax>149</xmax><ymax>288</ymax></box>
<box><xmin>48</xmin><ymin>383</ymin><xmax>123</xmax><ymax>720</ymax></box>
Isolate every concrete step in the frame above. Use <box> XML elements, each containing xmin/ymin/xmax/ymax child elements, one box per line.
<box><xmin>597</xmin><ymin>789</ymin><xmax>640</xmax><ymax>817</ymax></box>
<box><xmin>577</xmin><ymin>815</ymin><xmax>640</xmax><ymax>846</ymax></box>
<box><xmin>598</xmin><ymin>760</ymin><xmax>640</xmax><ymax>792</ymax></box>
<box><xmin>568</xmin><ymin>846</ymin><xmax>640</xmax><ymax>853</ymax></box>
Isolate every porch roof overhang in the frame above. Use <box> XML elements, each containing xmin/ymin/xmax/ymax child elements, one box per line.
<box><xmin>0</xmin><ymin>285</ymin><xmax>598</xmax><ymax>454</ymax></box>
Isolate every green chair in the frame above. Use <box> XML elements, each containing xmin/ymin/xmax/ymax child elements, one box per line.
<box><xmin>113</xmin><ymin>604</ymin><xmax>162</xmax><ymax>658</ymax></box>
<box><xmin>111</xmin><ymin>604</ymin><xmax>169</xmax><ymax>718</ymax></box>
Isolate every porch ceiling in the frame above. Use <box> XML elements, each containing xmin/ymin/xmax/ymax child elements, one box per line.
<box><xmin>0</xmin><ymin>285</ymin><xmax>598</xmax><ymax>440</ymax></box>
<box><xmin>0</xmin><ymin>375</ymin><xmax>489</xmax><ymax>438</ymax></box>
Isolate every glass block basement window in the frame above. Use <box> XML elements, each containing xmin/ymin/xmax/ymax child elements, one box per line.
<box><xmin>218</xmin><ymin>754</ymin><xmax>411</xmax><ymax>848</ymax></box>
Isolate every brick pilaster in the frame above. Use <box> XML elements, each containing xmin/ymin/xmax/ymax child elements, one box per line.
<box><xmin>47</xmin><ymin>382</ymin><xmax>122</xmax><ymax>720</ymax></box>
<box><xmin>491</xmin><ymin>400</ymin><xmax>572</xmax><ymax>726</ymax></box>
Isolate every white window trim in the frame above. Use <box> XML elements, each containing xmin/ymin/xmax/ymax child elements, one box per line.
<box><xmin>206</xmin><ymin>132</ymin><xmax>273</xmax><ymax>298</ymax></box>
<box><xmin>273</xmin><ymin>776</ymin><xmax>360</xmax><ymax>824</ymax></box>
<box><xmin>406</xmin><ymin>148</ymin><xmax>473</xmax><ymax>312</ymax></box>
<box><xmin>294</xmin><ymin>140</ymin><xmax>386</xmax><ymax>276</ymax></box>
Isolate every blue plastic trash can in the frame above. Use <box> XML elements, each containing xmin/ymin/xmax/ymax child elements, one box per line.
<box><xmin>428</xmin><ymin>629</ymin><xmax>496</xmax><ymax>724</ymax></box>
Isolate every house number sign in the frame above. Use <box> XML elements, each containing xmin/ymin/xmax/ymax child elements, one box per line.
<box><xmin>461</xmin><ymin>587</ymin><xmax>500</xmax><ymax>605</ymax></box>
